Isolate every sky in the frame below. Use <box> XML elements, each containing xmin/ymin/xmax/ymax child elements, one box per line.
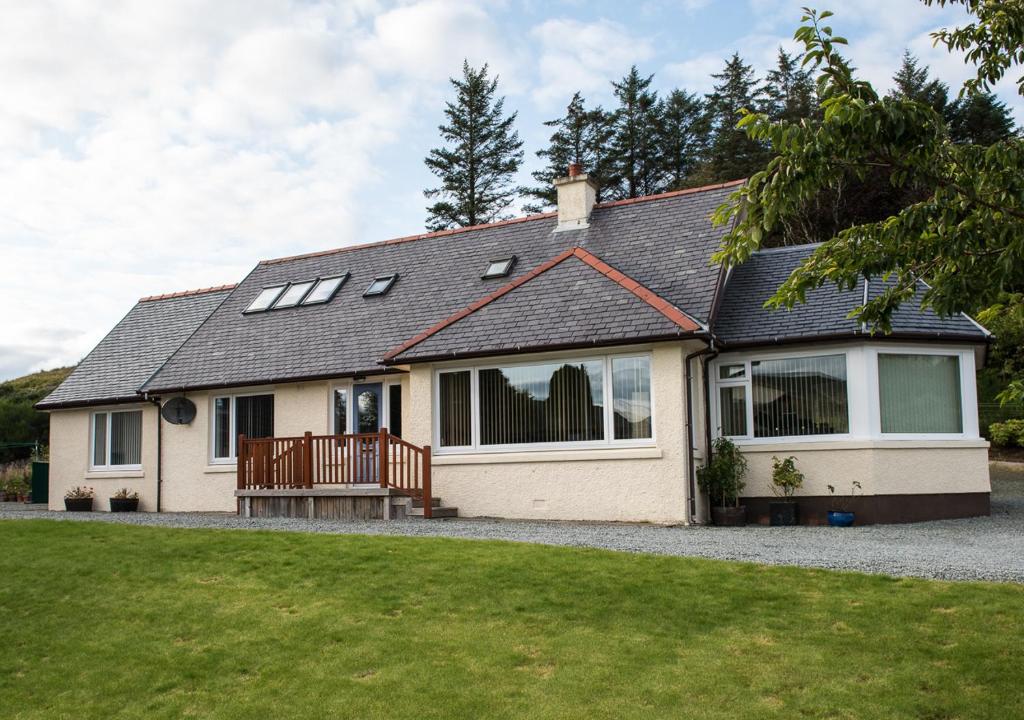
<box><xmin>1</xmin><ymin>0</ymin><xmax>1021</xmax><ymax>382</ymax></box>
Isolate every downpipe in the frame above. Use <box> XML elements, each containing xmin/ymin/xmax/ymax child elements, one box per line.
<box><xmin>685</xmin><ymin>338</ymin><xmax>717</xmax><ymax>525</ymax></box>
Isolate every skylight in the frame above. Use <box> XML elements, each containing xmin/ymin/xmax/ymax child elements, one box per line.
<box><xmin>244</xmin><ymin>285</ymin><xmax>287</xmax><ymax>313</ymax></box>
<box><xmin>273</xmin><ymin>280</ymin><xmax>316</xmax><ymax>308</ymax></box>
<box><xmin>363</xmin><ymin>274</ymin><xmax>398</xmax><ymax>297</ymax></box>
<box><xmin>482</xmin><ymin>256</ymin><xmax>516</xmax><ymax>279</ymax></box>
<box><xmin>302</xmin><ymin>274</ymin><xmax>348</xmax><ymax>305</ymax></box>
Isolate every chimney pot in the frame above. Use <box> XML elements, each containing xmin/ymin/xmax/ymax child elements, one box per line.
<box><xmin>568</xmin><ymin>162</ymin><xmax>583</xmax><ymax>177</ymax></box>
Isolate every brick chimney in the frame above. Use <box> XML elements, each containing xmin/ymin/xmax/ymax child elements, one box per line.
<box><xmin>554</xmin><ymin>164</ymin><xmax>597</xmax><ymax>231</ymax></box>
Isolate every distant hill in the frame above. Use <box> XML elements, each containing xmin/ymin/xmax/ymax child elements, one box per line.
<box><xmin>0</xmin><ymin>367</ymin><xmax>74</xmax><ymax>461</ymax></box>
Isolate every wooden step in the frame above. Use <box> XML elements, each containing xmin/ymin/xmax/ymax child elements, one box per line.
<box><xmin>406</xmin><ymin>505</ymin><xmax>458</xmax><ymax>518</ymax></box>
<box><xmin>411</xmin><ymin>497</ymin><xmax>442</xmax><ymax>508</ymax></box>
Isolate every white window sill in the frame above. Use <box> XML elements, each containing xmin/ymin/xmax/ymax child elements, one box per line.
<box><xmin>735</xmin><ymin>438</ymin><xmax>989</xmax><ymax>452</ymax></box>
<box><xmin>85</xmin><ymin>470</ymin><xmax>144</xmax><ymax>479</ymax></box>
<box><xmin>433</xmin><ymin>447</ymin><xmax>662</xmax><ymax>465</ymax></box>
<box><xmin>204</xmin><ymin>465</ymin><xmax>237</xmax><ymax>474</ymax></box>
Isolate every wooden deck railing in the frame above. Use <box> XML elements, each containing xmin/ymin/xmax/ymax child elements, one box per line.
<box><xmin>236</xmin><ymin>429</ymin><xmax>432</xmax><ymax>517</ymax></box>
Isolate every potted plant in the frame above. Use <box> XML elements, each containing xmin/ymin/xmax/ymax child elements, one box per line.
<box><xmin>697</xmin><ymin>436</ymin><xmax>748</xmax><ymax>526</ymax></box>
<box><xmin>64</xmin><ymin>486</ymin><xmax>95</xmax><ymax>512</ymax></box>
<box><xmin>826</xmin><ymin>481</ymin><xmax>862</xmax><ymax>527</ymax></box>
<box><xmin>769</xmin><ymin>455</ymin><xmax>803</xmax><ymax>526</ymax></box>
<box><xmin>109</xmin><ymin>488</ymin><xmax>139</xmax><ymax>512</ymax></box>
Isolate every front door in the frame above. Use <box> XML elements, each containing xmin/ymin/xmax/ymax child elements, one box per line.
<box><xmin>353</xmin><ymin>383</ymin><xmax>382</xmax><ymax>482</ymax></box>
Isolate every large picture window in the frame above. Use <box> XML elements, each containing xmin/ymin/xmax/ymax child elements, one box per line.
<box><xmin>436</xmin><ymin>354</ymin><xmax>653</xmax><ymax>451</ymax></box>
<box><xmin>91</xmin><ymin>409</ymin><xmax>142</xmax><ymax>469</ymax></box>
<box><xmin>879</xmin><ymin>354</ymin><xmax>963</xmax><ymax>434</ymax></box>
<box><xmin>715</xmin><ymin>353</ymin><xmax>849</xmax><ymax>439</ymax></box>
<box><xmin>212</xmin><ymin>394</ymin><xmax>274</xmax><ymax>461</ymax></box>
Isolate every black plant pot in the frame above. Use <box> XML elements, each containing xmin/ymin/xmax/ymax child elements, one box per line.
<box><xmin>109</xmin><ymin>497</ymin><xmax>139</xmax><ymax>512</ymax></box>
<box><xmin>712</xmin><ymin>505</ymin><xmax>747</xmax><ymax>527</ymax></box>
<box><xmin>769</xmin><ymin>501</ymin><xmax>800</xmax><ymax>526</ymax></box>
<box><xmin>64</xmin><ymin>497</ymin><xmax>93</xmax><ymax>512</ymax></box>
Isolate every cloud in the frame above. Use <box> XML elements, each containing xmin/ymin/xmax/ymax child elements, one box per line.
<box><xmin>530</xmin><ymin>18</ymin><xmax>654</xmax><ymax>107</ymax></box>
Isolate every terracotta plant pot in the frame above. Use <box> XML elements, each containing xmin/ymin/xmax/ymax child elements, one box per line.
<box><xmin>712</xmin><ymin>505</ymin><xmax>747</xmax><ymax>527</ymax></box>
<box><xmin>64</xmin><ymin>497</ymin><xmax>94</xmax><ymax>512</ymax></box>
<box><xmin>109</xmin><ymin>497</ymin><xmax>139</xmax><ymax>512</ymax></box>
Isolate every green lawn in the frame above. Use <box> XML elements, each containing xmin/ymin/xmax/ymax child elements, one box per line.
<box><xmin>1</xmin><ymin>521</ymin><xmax>1022</xmax><ymax>719</ymax></box>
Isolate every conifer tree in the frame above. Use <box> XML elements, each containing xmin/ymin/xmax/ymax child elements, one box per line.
<box><xmin>946</xmin><ymin>91</ymin><xmax>1018</xmax><ymax>145</ymax></box>
<box><xmin>608</xmin><ymin>66</ymin><xmax>666</xmax><ymax>199</ymax></box>
<box><xmin>703</xmin><ymin>53</ymin><xmax>769</xmax><ymax>182</ymax></box>
<box><xmin>657</xmin><ymin>89</ymin><xmax>710</xmax><ymax>189</ymax></box>
<box><xmin>763</xmin><ymin>48</ymin><xmax>818</xmax><ymax>123</ymax></box>
<box><xmin>424</xmin><ymin>61</ymin><xmax>524</xmax><ymax>231</ymax></box>
<box><xmin>525</xmin><ymin>93</ymin><xmax>615</xmax><ymax>210</ymax></box>
<box><xmin>888</xmin><ymin>50</ymin><xmax>950</xmax><ymax>115</ymax></box>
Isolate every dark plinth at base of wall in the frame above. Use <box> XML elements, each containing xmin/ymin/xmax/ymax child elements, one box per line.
<box><xmin>740</xmin><ymin>492</ymin><xmax>990</xmax><ymax>526</ymax></box>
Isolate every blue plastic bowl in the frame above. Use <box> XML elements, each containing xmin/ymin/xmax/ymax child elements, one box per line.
<box><xmin>827</xmin><ymin>511</ymin><xmax>855</xmax><ymax>527</ymax></box>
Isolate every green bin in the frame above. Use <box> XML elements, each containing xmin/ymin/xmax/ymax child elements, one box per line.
<box><xmin>31</xmin><ymin>461</ymin><xmax>48</xmax><ymax>504</ymax></box>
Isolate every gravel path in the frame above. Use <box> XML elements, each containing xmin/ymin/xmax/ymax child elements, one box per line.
<box><xmin>4</xmin><ymin>465</ymin><xmax>1023</xmax><ymax>584</ymax></box>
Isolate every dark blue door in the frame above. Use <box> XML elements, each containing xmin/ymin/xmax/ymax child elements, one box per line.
<box><xmin>353</xmin><ymin>383</ymin><xmax>382</xmax><ymax>482</ymax></box>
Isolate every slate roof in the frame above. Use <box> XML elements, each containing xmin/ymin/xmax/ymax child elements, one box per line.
<box><xmin>142</xmin><ymin>181</ymin><xmax>740</xmax><ymax>393</ymax></box>
<box><xmin>713</xmin><ymin>244</ymin><xmax>988</xmax><ymax>347</ymax></box>
<box><xmin>36</xmin><ymin>286</ymin><xmax>234</xmax><ymax>409</ymax></box>
<box><xmin>385</xmin><ymin>247</ymin><xmax>700</xmax><ymax>363</ymax></box>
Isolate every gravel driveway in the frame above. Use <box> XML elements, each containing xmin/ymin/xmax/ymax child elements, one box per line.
<box><xmin>4</xmin><ymin>464</ymin><xmax>1023</xmax><ymax>584</ymax></box>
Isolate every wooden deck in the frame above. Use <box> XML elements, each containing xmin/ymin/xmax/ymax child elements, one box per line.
<box><xmin>235</xmin><ymin>429</ymin><xmax>441</xmax><ymax>519</ymax></box>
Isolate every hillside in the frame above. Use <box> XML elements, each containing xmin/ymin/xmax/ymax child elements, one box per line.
<box><xmin>0</xmin><ymin>366</ymin><xmax>74</xmax><ymax>461</ymax></box>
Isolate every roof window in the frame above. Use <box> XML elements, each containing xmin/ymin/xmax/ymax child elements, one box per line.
<box><xmin>273</xmin><ymin>280</ymin><xmax>316</xmax><ymax>308</ymax></box>
<box><xmin>363</xmin><ymin>274</ymin><xmax>398</xmax><ymax>297</ymax></box>
<box><xmin>302</xmin><ymin>274</ymin><xmax>348</xmax><ymax>305</ymax></box>
<box><xmin>482</xmin><ymin>256</ymin><xmax>516</xmax><ymax>279</ymax></box>
<box><xmin>244</xmin><ymin>285</ymin><xmax>287</xmax><ymax>313</ymax></box>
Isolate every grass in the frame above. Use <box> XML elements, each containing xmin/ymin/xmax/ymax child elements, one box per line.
<box><xmin>1</xmin><ymin>521</ymin><xmax>1022</xmax><ymax>719</ymax></box>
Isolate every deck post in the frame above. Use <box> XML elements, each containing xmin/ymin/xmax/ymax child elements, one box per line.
<box><xmin>378</xmin><ymin>427</ymin><xmax>389</xmax><ymax>488</ymax></box>
<box><xmin>422</xmin><ymin>445</ymin><xmax>432</xmax><ymax>519</ymax></box>
<box><xmin>303</xmin><ymin>431</ymin><xmax>314</xmax><ymax>489</ymax></box>
<box><xmin>236</xmin><ymin>434</ymin><xmax>246</xmax><ymax>490</ymax></box>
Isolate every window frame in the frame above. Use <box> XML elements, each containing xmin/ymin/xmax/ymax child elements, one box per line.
<box><xmin>871</xmin><ymin>347</ymin><xmax>974</xmax><ymax>440</ymax></box>
<box><xmin>363</xmin><ymin>274</ymin><xmax>398</xmax><ymax>297</ymax></box>
<box><xmin>209</xmin><ymin>392</ymin><xmax>275</xmax><ymax>464</ymax></box>
<box><xmin>89</xmin><ymin>408</ymin><xmax>143</xmax><ymax>471</ymax></box>
<box><xmin>271</xmin><ymin>278</ymin><xmax>317</xmax><ymax>309</ymax></box>
<box><xmin>710</xmin><ymin>347</ymin><xmax>855</xmax><ymax>445</ymax></box>
<box><xmin>301</xmin><ymin>274</ymin><xmax>349</xmax><ymax>306</ymax></box>
<box><xmin>710</xmin><ymin>343</ymin><xmax>980</xmax><ymax>444</ymax></box>
<box><xmin>482</xmin><ymin>256</ymin><xmax>516</xmax><ymax>279</ymax></box>
<box><xmin>432</xmin><ymin>352</ymin><xmax>656</xmax><ymax>454</ymax></box>
<box><xmin>243</xmin><ymin>284</ymin><xmax>288</xmax><ymax>314</ymax></box>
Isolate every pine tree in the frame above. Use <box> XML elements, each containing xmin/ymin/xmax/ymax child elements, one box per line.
<box><xmin>608</xmin><ymin>66</ymin><xmax>666</xmax><ymax>199</ymax></box>
<box><xmin>525</xmin><ymin>93</ymin><xmax>615</xmax><ymax>210</ymax></box>
<box><xmin>657</xmin><ymin>89</ymin><xmax>709</xmax><ymax>189</ymax></box>
<box><xmin>888</xmin><ymin>50</ymin><xmax>949</xmax><ymax>115</ymax></box>
<box><xmin>703</xmin><ymin>53</ymin><xmax>769</xmax><ymax>182</ymax></box>
<box><xmin>763</xmin><ymin>48</ymin><xmax>817</xmax><ymax>123</ymax></box>
<box><xmin>946</xmin><ymin>92</ymin><xmax>1018</xmax><ymax>145</ymax></box>
<box><xmin>424</xmin><ymin>61</ymin><xmax>524</xmax><ymax>231</ymax></box>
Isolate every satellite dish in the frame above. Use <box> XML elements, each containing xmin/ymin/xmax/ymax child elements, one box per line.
<box><xmin>161</xmin><ymin>397</ymin><xmax>197</xmax><ymax>425</ymax></box>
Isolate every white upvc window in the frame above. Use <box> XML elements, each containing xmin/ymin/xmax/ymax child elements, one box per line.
<box><xmin>433</xmin><ymin>353</ymin><xmax>655</xmax><ymax>453</ymax></box>
<box><xmin>870</xmin><ymin>347</ymin><xmax>977</xmax><ymax>439</ymax></box>
<box><xmin>711</xmin><ymin>343</ymin><xmax>980</xmax><ymax>443</ymax></box>
<box><xmin>210</xmin><ymin>393</ymin><xmax>274</xmax><ymax>463</ymax></box>
<box><xmin>90</xmin><ymin>409</ymin><xmax>143</xmax><ymax>470</ymax></box>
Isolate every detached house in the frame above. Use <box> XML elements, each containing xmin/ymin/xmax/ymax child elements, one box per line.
<box><xmin>37</xmin><ymin>171</ymin><xmax>991</xmax><ymax>524</ymax></box>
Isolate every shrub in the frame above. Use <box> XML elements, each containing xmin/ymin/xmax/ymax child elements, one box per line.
<box><xmin>770</xmin><ymin>456</ymin><xmax>804</xmax><ymax>499</ymax></box>
<box><xmin>989</xmin><ymin>419</ymin><xmax>1024</xmax><ymax>447</ymax></box>
<box><xmin>0</xmin><ymin>460</ymin><xmax>31</xmax><ymax>495</ymax></box>
<box><xmin>112</xmin><ymin>488</ymin><xmax>138</xmax><ymax>500</ymax></box>
<box><xmin>64</xmin><ymin>486</ymin><xmax>94</xmax><ymax>500</ymax></box>
<box><xmin>697</xmin><ymin>437</ymin><xmax>748</xmax><ymax>508</ymax></box>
